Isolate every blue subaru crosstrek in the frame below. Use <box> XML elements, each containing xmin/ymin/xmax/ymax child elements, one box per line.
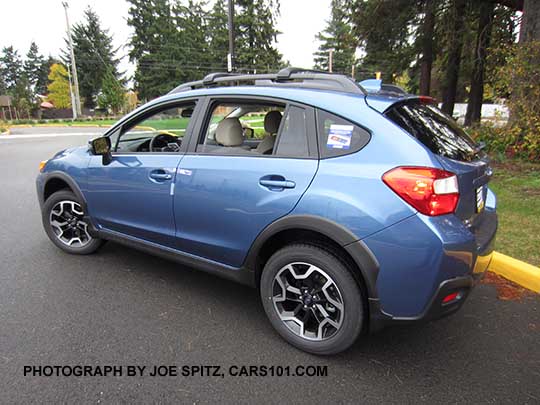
<box><xmin>36</xmin><ymin>68</ymin><xmax>497</xmax><ymax>355</ymax></box>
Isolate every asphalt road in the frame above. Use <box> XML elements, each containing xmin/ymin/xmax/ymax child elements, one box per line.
<box><xmin>1</xmin><ymin>127</ymin><xmax>539</xmax><ymax>404</ymax></box>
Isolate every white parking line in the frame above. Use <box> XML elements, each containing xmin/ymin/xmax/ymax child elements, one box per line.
<box><xmin>0</xmin><ymin>132</ymin><xmax>102</xmax><ymax>140</ymax></box>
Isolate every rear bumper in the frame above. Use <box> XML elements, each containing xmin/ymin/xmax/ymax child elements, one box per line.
<box><xmin>364</xmin><ymin>208</ymin><xmax>497</xmax><ymax>332</ymax></box>
<box><xmin>369</xmin><ymin>275</ymin><xmax>477</xmax><ymax>331</ymax></box>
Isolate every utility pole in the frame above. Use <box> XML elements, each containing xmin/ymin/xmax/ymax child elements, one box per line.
<box><xmin>66</xmin><ymin>63</ymin><xmax>77</xmax><ymax>120</ymax></box>
<box><xmin>328</xmin><ymin>49</ymin><xmax>334</xmax><ymax>73</ymax></box>
<box><xmin>62</xmin><ymin>1</ymin><xmax>82</xmax><ymax>118</ymax></box>
<box><xmin>227</xmin><ymin>0</ymin><xmax>235</xmax><ymax>72</ymax></box>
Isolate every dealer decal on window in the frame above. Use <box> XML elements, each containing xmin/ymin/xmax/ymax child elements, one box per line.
<box><xmin>326</xmin><ymin>125</ymin><xmax>353</xmax><ymax>149</ymax></box>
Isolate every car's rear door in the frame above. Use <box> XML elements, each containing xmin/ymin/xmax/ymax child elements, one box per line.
<box><xmin>172</xmin><ymin>97</ymin><xmax>319</xmax><ymax>267</ymax></box>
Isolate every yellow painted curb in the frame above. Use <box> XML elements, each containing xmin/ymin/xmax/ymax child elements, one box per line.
<box><xmin>489</xmin><ymin>252</ymin><xmax>540</xmax><ymax>293</ymax></box>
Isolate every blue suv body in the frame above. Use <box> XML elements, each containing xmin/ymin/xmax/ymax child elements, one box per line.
<box><xmin>37</xmin><ymin>69</ymin><xmax>497</xmax><ymax>354</ymax></box>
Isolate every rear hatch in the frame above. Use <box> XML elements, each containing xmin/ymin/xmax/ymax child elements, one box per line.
<box><xmin>382</xmin><ymin>99</ymin><xmax>496</xmax><ymax>249</ymax></box>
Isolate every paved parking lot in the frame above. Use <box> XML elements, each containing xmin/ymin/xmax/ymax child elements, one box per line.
<box><xmin>1</xmin><ymin>128</ymin><xmax>539</xmax><ymax>403</ymax></box>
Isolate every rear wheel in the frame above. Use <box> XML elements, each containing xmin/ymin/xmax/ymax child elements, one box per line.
<box><xmin>42</xmin><ymin>190</ymin><xmax>104</xmax><ymax>255</ymax></box>
<box><xmin>260</xmin><ymin>244</ymin><xmax>364</xmax><ymax>355</ymax></box>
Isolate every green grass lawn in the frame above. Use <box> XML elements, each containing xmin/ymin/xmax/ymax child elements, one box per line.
<box><xmin>489</xmin><ymin>161</ymin><xmax>540</xmax><ymax>266</ymax></box>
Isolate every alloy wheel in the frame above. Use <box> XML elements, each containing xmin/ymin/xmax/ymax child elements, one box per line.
<box><xmin>272</xmin><ymin>262</ymin><xmax>344</xmax><ymax>341</ymax></box>
<box><xmin>49</xmin><ymin>200</ymin><xmax>92</xmax><ymax>247</ymax></box>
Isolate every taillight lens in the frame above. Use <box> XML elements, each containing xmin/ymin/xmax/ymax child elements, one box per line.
<box><xmin>382</xmin><ymin>167</ymin><xmax>459</xmax><ymax>216</ymax></box>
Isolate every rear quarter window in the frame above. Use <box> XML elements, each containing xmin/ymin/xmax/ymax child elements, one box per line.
<box><xmin>385</xmin><ymin>101</ymin><xmax>478</xmax><ymax>162</ymax></box>
<box><xmin>317</xmin><ymin>109</ymin><xmax>371</xmax><ymax>158</ymax></box>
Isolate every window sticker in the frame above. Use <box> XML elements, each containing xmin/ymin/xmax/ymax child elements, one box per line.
<box><xmin>326</xmin><ymin>125</ymin><xmax>353</xmax><ymax>149</ymax></box>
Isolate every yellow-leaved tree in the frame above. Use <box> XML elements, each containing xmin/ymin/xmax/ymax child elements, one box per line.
<box><xmin>47</xmin><ymin>63</ymin><xmax>71</xmax><ymax>109</ymax></box>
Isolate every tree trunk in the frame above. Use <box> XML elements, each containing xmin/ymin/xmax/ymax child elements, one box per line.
<box><xmin>465</xmin><ymin>1</ymin><xmax>495</xmax><ymax>126</ymax></box>
<box><xmin>520</xmin><ymin>0</ymin><xmax>540</xmax><ymax>43</ymax></box>
<box><xmin>441</xmin><ymin>0</ymin><xmax>467</xmax><ymax>116</ymax></box>
<box><xmin>420</xmin><ymin>0</ymin><xmax>436</xmax><ymax>96</ymax></box>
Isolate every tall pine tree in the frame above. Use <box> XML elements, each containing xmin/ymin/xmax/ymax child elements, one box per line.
<box><xmin>24</xmin><ymin>42</ymin><xmax>45</xmax><ymax>92</ymax></box>
<box><xmin>63</xmin><ymin>7</ymin><xmax>122</xmax><ymax>108</ymax></box>
<box><xmin>207</xmin><ymin>0</ymin><xmax>229</xmax><ymax>71</ymax></box>
<box><xmin>234</xmin><ymin>0</ymin><xmax>283</xmax><ymax>72</ymax></box>
<box><xmin>0</xmin><ymin>46</ymin><xmax>23</xmax><ymax>92</ymax></box>
<box><xmin>313</xmin><ymin>0</ymin><xmax>357</xmax><ymax>75</ymax></box>
<box><xmin>128</xmin><ymin>0</ymin><xmax>179</xmax><ymax>99</ymax></box>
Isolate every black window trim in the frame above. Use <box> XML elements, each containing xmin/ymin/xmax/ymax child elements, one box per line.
<box><xmin>186</xmin><ymin>95</ymin><xmax>319</xmax><ymax>160</ymax></box>
<box><xmin>315</xmin><ymin>107</ymin><xmax>372</xmax><ymax>159</ymax></box>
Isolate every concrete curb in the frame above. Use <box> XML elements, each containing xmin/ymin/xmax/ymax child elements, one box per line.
<box><xmin>489</xmin><ymin>252</ymin><xmax>540</xmax><ymax>293</ymax></box>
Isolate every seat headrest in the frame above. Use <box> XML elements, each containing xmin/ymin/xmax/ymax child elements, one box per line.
<box><xmin>215</xmin><ymin>118</ymin><xmax>244</xmax><ymax>147</ymax></box>
<box><xmin>264</xmin><ymin>110</ymin><xmax>282</xmax><ymax>134</ymax></box>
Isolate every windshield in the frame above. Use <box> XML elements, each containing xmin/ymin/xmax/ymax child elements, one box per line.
<box><xmin>385</xmin><ymin>101</ymin><xmax>478</xmax><ymax>162</ymax></box>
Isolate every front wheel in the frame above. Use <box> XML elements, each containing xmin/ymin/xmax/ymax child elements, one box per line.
<box><xmin>260</xmin><ymin>244</ymin><xmax>365</xmax><ymax>355</ymax></box>
<box><xmin>42</xmin><ymin>190</ymin><xmax>104</xmax><ymax>255</ymax></box>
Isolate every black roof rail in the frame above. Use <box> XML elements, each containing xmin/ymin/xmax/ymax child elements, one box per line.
<box><xmin>168</xmin><ymin>68</ymin><xmax>366</xmax><ymax>95</ymax></box>
<box><xmin>275</xmin><ymin>67</ymin><xmax>330</xmax><ymax>80</ymax></box>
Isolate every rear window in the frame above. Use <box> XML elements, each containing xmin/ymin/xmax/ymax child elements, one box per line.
<box><xmin>385</xmin><ymin>101</ymin><xmax>478</xmax><ymax>161</ymax></box>
<box><xmin>317</xmin><ymin>109</ymin><xmax>371</xmax><ymax>158</ymax></box>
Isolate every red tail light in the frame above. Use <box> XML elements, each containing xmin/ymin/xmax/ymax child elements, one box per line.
<box><xmin>382</xmin><ymin>167</ymin><xmax>459</xmax><ymax>216</ymax></box>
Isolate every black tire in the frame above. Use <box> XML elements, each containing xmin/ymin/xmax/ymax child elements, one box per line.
<box><xmin>260</xmin><ymin>243</ymin><xmax>365</xmax><ymax>355</ymax></box>
<box><xmin>42</xmin><ymin>189</ymin><xmax>104</xmax><ymax>255</ymax></box>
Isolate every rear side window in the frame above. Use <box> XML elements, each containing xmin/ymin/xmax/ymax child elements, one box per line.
<box><xmin>385</xmin><ymin>101</ymin><xmax>477</xmax><ymax>161</ymax></box>
<box><xmin>274</xmin><ymin>106</ymin><xmax>309</xmax><ymax>157</ymax></box>
<box><xmin>317</xmin><ymin>110</ymin><xmax>371</xmax><ymax>158</ymax></box>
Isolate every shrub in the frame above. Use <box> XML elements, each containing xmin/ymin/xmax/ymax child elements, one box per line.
<box><xmin>487</xmin><ymin>41</ymin><xmax>540</xmax><ymax>160</ymax></box>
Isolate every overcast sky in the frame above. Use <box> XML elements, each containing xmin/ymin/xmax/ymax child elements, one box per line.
<box><xmin>0</xmin><ymin>0</ymin><xmax>331</xmax><ymax>80</ymax></box>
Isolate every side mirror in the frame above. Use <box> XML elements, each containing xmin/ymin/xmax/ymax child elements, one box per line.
<box><xmin>90</xmin><ymin>136</ymin><xmax>112</xmax><ymax>165</ymax></box>
<box><xmin>243</xmin><ymin>127</ymin><xmax>254</xmax><ymax>139</ymax></box>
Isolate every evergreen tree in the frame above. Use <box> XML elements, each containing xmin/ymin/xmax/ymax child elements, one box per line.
<box><xmin>173</xmin><ymin>0</ymin><xmax>211</xmax><ymax>79</ymax></box>
<box><xmin>234</xmin><ymin>0</ymin><xmax>283</xmax><ymax>72</ymax></box>
<box><xmin>0</xmin><ymin>46</ymin><xmax>23</xmax><ymax>92</ymax></box>
<box><xmin>24</xmin><ymin>42</ymin><xmax>45</xmax><ymax>91</ymax></box>
<box><xmin>47</xmin><ymin>63</ymin><xmax>71</xmax><ymax>109</ymax></box>
<box><xmin>351</xmin><ymin>0</ymin><xmax>417</xmax><ymax>82</ymax></box>
<box><xmin>127</xmin><ymin>0</ymin><xmax>178</xmax><ymax>99</ymax></box>
<box><xmin>207</xmin><ymin>0</ymin><xmax>229</xmax><ymax>71</ymax></box>
<box><xmin>313</xmin><ymin>0</ymin><xmax>357</xmax><ymax>75</ymax></box>
<box><xmin>0</xmin><ymin>74</ymin><xmax>6</xmax><ymax>95</ymax></box>
<box><xmin>12</xmin><ymin>76</ymin><xmax>35</xmax><ymax>118</ymax></box>
<box><xmin>36</xmin><ymin>56</ymin><xmax>59</xmax><ymax>96</ymax></box>
<box><xmin>97</xmin><ymin>70</ymin><xmax>125</xmax><ymax>114</ymax></box>
<box><xmin>63</xmin><ymin>7</ymin><xmax>122</xmax><ymax>108</ymax></box>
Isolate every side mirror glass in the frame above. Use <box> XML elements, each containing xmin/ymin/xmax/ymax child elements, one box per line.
<box><xmin>243</xmin><ymin>127</ymin><xmax>254</xmax><ymax>139</ymax></box>
<box><xmin>90</xmin><ymin>136</ymin><xmax>112</xmax><ymax>165</ymax></box>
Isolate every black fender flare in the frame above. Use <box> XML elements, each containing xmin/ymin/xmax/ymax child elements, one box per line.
<box><xmin>38</xmin><ymin>171</ymin><xmax>88</xmax><ymax>210</ymax></box>
<box><xmin>244</xmin><ymin>215</ymin><xmax>380</xmax><ymax>299</ymax></box>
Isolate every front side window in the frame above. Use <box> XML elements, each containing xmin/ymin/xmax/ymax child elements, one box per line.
<box><xmin>114</xmin><ymin>102</ymin><xmax>196</xmax><ymax>153</ymax></box>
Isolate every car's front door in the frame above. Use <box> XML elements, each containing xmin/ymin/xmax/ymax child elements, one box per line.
<box><xmin>173</xmin><ymin>98</ymin><xmax>319</xmax><ymax>267</ymax></box>
<box><xmin>85</xmin><ymin>101</ymin><xmax>199</xmax><ymax>247</ymax></box>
